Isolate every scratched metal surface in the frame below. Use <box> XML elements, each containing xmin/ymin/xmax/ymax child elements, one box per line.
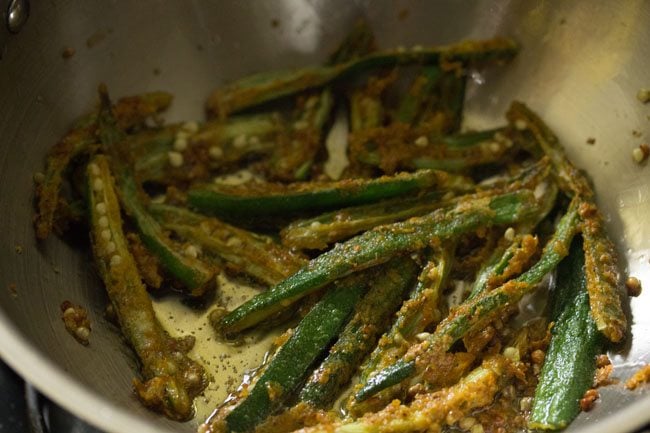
<box><xmin>0</xmin><ymin>1</ymin><xmax>648</xmax><ymax>433</ymax></box>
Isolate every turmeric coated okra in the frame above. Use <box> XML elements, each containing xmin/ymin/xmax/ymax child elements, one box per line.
<box><xmin>32</xmin><ymin>27</ymin><xmax>631</xmax><ymax>433</ymax></box>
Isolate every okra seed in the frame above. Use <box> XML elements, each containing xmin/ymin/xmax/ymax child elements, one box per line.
<box><xmin>459</xmin><ymin>417</ymin><xmax>476</xmax><ymax>429</ymax></box>
<box><xmin>515</xmin><ymin>119</ymin><xmax>528</xmax><ymax>130</ymax></box>
<box><xmin>233</xmin><ymin>134</ymin><xmax>248</xmax><ymax>149</ymax></box>
<box><xmin>534</xmin><ymin>182</ymin><xmax>547</xmax><ymax>200</ymax></box>
<box><xmin>293</xmin><ymin>120</ymin><xmax>309</xmax><ymax>130</ymax></box>
<box><xmin>185</xmin><ymin>245</ymin><xmax>199</xmax><ymax>258</ymax></box>
<box><xmin>637</xmin><ymin>88</ymin><xmax>650</xmax><ymax>103</ymax></box>
<box><xmin>89</xmin><ymin>163</ymin><xmax>100</xmax><ymax>176</ymax></box>
<box><xmin>227</xmin><ymin>237</ymin><xmax>242</xmax><ymax>247</ymax></box>
<box><xmin>168</xmin><ymin>151</ymin><xmax>184</xmax><ymax>167</ymax></box>
<box><xmin>100</xmin><ymin>230</ymin><xmax>111</xmax><ymax>241</ymax></box>
<box><xmin>98</xmin><ymin>216</ymin><xmax>109</xmax><ymax>228</ymax></box>
<box><xmin>520</xmin><ymin>396</ymin><xmax>534</xmax><ymax>411</ymax></box>
<box><xmin>415</xmin><ymin>332</ymin><xmax>431</xmax><ymax>341</ymax></box>
<box><xmin>95</xmin><ymin>202</ymin><xmax>107</xmax><ymax>215</ymax></box>
<box><xmin>504</xmin><ymin>227</ymin><xmax>515</xmax><ymax>241</ymax></box>
<box><xmin>110</xmin><ymin>255</ymin><xmax>122</xmax><ymax>267</ymax></box>
<box><xmin>414</xmin><ymin>136</ymin><xmax>429</xmax><ymax>147</ymax></box>
<box><xmin>625</xmin><ymin>276</ymin><xmax>642</xmax><ymax>297</ymax></box>
<box><xmin>33</xmin><ymin>172</ymin><xmax>45</xmax><ymax>184</ymax></box>
<box><xmin>489</xmin><ymin>141</ymin><xmax>501</xmax><ymax>153</ymax></box>
<box><xmin>209</xmin><ymin>146</ymin><xmax>224</xmax><ymax>159</ymax></box>
<box><xmin>470</xmin><ymin>424</ymin><xmax>484</xmax><ymax>433</ymax></box>
<box><xmin>632</xmin><ymin>144</ymin><xmax>649</xmax><ymax>163</ymax></box>
<box><xmin>182</xmin><ymin>121</ymin><xmax>199</xmax><ymax>133</ymax></box>
<box><xmin>93</xmin><ymin>178</ymin><xmax>104</xmax><ymax>191</ymax></box>
<box><xmin>63</xmin><ymin>307</ymin><xmax>76</xmax><ymax>318</ymax></box>
<box><xmin>173</xmin><ymin>136</ymin><xmax>188</xmax><ymax>151</ymax></box>
<box><xmin>503</xmin><ymin>346</ymin><xmax>520</xmax><ymax>361</ymax></box>
<box><xmin>75</xmin><ymin>326</ymin><xmax>90</xmax><ymax>340</ymax></box>
<box><xmin>105</xmin><ymin>241</ymin><xmax>116</xmax><ymax>255</ymax></box>
<box><xmin>310</xmin><ymin>221</ymin><xmax>322</xmax><ymax>229</ymax></box>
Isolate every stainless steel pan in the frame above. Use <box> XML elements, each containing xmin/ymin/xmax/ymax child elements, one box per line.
<box><xmin>0</xmin><ymin>1</ymin><xmax>648</xmax><ymax>432</ymax></box>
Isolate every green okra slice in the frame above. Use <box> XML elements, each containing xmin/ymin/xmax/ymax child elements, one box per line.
<box><xmin>263</xmin><ymin>23</ymin><xmax>376</xmax><ymax>181</ymax></box>
<box><xmin>507</xmin><ymin>101</ymin><xmax>626</xmax><ymax>343</ymax></box>
<box><xmin>134</xmin><ymin>113</ymin><xmax>283</xmax><ymax>184</ymax></box>
<box><xmin>299</xmin><ymin>256</ymin><xmax>419</xmax><ymax>408</ymax></box>
<box><xmin>96</xmin><ymin>86</ymin><xmax>217</xmax><ymax>296</ymax></box>
<box><xmin>188</xmin><ymin>169</ymin><xmax>452</xmax><ymax>218</ymax></box>
<box><xmin>354</xmin><ymin>198</ymin><xmax>581</xmax><ymax>402</ymax></box>
<box><xmin>218</xmin><ymin>188</ymin><xmax>543</xmax><ymax>336</ymax></box>
<box><xmin>86</xmin><ymin>156</ymin><xmax>207</xmax><ymax>421</ymax></box>
<box><xmin>529</xmin><ymin>237</ymin><xmax>602</xmax><ymax>430</ymax></box>
<box><xmin>263</xmin><ymin>89</ymin><xmax>334</xmax><ymax>181</ymax></box>
<box><xmin>326</xmin><ymin>19</ymin><xmax>376</xmax><ymax>65</ymax></box>
<box><xmin>223</xmin><ymin>275</ymin><xmax>368</xmax><ymax>433</ymax></box>
<box><xmin>149</xmin><ymin>203</ymin><xmax>307</xmax><ymax>286</ymax></box>
<box><xmin>35</xmin><ymin>91</ymin><xmax>173</xmax><ymax>240</ymax></box>
<box><xmin>34</xmin><ymin>114</ymin><xmax>98</xmax><ymax>240</ymax></box>
<box><xmin>293</xmin><ymin>356</ymin><xmax>513</xmax><ymax>433</ymax></box>
<box><xmin>347</xmin><ymin>245</ymin><xmax>453</xmax><ymax>415</ymax></box>
<box><xmin>115</xmin><ymin>168</ymin><xmax>217</xmax><ymax>296</ymax></box>
<box><xmin>467</xmin><ymin>233</ymin><xmax>539</xmax><ymax>300</ymax></box>
<box><xmin>280</xmin><ymin>175</ymin><xmax>473</xmax><ymax>250</ymax></box>
<box><xmin>395</xmin><ymin>66</ymin><xmax>443</xmax><ymax>125</ymax></box>
<box><xmin>353</xmin><ymin>126</ymin><xmax>516</xmax><ymax>174</ymax></box>
<box><xmin>207</xmin><ymin>38</ymin><xmax>518</xmax><ymax>118</ymax></box>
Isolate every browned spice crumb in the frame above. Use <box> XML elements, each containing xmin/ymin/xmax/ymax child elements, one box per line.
<box><xmin>632</xmin><ymin>130</ymin><xmax>642</xmax><ymax>138</ymax></box>
<box><xmin>596</xmin><ymin>354</ymin><xmax>611</xmax><ymax>368</ymax></box>
<box><xmin>531</xmin><ymin>349</ymin><xmax>545</xmax><ymax>366</ymax></box>
<box><xmin>14</xmin><ymin>244</ymin><xmax>23</xmax><ymax>254</ymax></box>
<box><xmin>8</xmin><ymin>283</ymin><xmax>17</xmax><ymax>299</ymax></box>
<box><xmin>61</xmin><ymin>47</ymin><xmax>76</xmax><ymax>59</ymax></box>
<box><xmin>637</xmin><ymin>88</ymin><xmax>650</xmax><ymax>104</ymax></box>
<box><xmin>586</xmin><ymin>137</ymin><xmax>596</xmax><ymax>145</ymax></box>
<box><xmin>270</xmin><ymin>18</ymin><xmax>280</xmax><ymax>28</ymax></box>
<box><xmin>625</xmin><ymin>276</ymin><xmax>642</xmax><ymax>297</ymax></box>
<box><xmin>398</xmin><ymin>8</ymin><xmax>410</xmax><ymax>20</ymax></box>
<box><xmin>580</xmin><ymin>388</ymin><xmax>599</xmax><ymax>411</ymax></box>
<box><xmin>625</xmin><ymin>364</ymin><xmax>650</xmax><ymax>390</ymax></box>
<box><xmin>594</xmin><ymin>363</ymin><xmax>617</xmax><ymax>387</ymax></box>
<box><xmin>153</xmin><ymin>67</ymin><xmax>161</xmax><ymax>76</ymax></box>
<box><xmin>60</xmin><ymin>301</ymin><xmax>91</xmax><ymax>345</ymax></box>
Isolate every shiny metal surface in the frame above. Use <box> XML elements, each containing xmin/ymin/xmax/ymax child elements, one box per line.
<box><xmin>6</xmin><ymin>0</ymin><xmax>29</xmax><ymax>33</ymax></box>
<box><xmin>0</xmin><ymin>1</ymin><xmax>648</xmax><ymax>433</ymax></box>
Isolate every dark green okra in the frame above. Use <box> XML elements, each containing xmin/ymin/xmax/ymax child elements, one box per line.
<box><xmin>280</xmin><ymin>175</ymin><xmax>473</xmax><ymax>250</ymax></box>
<box><xmin>149</xmin><ymin>203</ymin><xmax>306</xmax><ymax>286</ymax></box>
<box><xmin>395</xmin><ymin>66</ymin><xmax>443</xmax><ymax>124</ymax></box>
<box><xmin>224</xmin><ymin>275</ymin><xmax>368</xmax><ymax>433</ymax></box>
<box><xmin>207</xmin><ymin>38</ymin><xmax>518</xmax><ymax>117</ymax></box>
<box><xmin>219</xmin><ymin>189</ymin><xmax>543</xmax><ymax>335</ymax></box>
<box><xmin>299</xmin><ymin>257</ymin><xmax>419</xmax><ymax>408</ymax></box>
<box><xmin>347</xmin><ymin>246</ymin><xmax>453</xmax><ymax>415</ymax></box>
<box><xmin>35</xmin><ymin>91</ymin><xmax>172</xmax><ymax>239</ymax></box>
<box><xmin>507</xmin><ymin>101</ymin><xmax>626</xmax><ymax>343</ymax></box>
<box><xmin>188</xmin><ymin>169</ymin><xmax>452</xmax><ymax>218</ymax></box>
<box><xmin>86</xmin><ymin>155</ymin><xmax>207</xmax><ymax>421</ymax></box>
<box><xmin>355</xmin><ymin>198</ymin><xmax>580</xmax><ymax>402</ymax></box>
<box><xmin>96</xmin><ymin>86</ymin><xmax>216</xmax><ymax>296</ymax></box>
<box><xmin>529</xmin><ymin>237</ymin><xmax>602</xmax><ymax>430</ymax></box>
